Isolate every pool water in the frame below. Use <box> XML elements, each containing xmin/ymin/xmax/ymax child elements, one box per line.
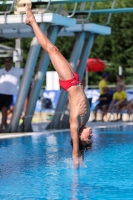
<box><xmin>0</xmin><ymin>125</ymin><xmax>133</xmax><ymax>200</ymax></box>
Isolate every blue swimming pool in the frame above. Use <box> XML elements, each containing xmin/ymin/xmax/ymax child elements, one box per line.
<box><xmin>0</xmin><ymin>125</ymin><xmax>133</xmax><ymax>199</ymax></box>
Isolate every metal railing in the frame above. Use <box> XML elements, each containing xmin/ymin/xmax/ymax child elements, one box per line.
<box><xmin>0</xmin><ymin>0</ymin><xmax>16</xmax><ymax>14</ymax></box>
<box><xmin>0</xmin><ymin>0</ymin><xmax>133</xmax><ymax>26</ymax></box>
<box><xmin>105</xmin><ymin>0</ymin><xmax>116</xmax><ymax>25</ymax></box>
<box><xmin>68</xmin><ymin>0</ymin><xmax>116</xmax><ymax>24</ymax></box>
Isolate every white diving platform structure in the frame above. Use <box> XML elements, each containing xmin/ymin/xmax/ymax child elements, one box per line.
<box><xmin>0</xmin><ymin>13</ymin><xmax>76</xmax><ymax>38</ymax></box>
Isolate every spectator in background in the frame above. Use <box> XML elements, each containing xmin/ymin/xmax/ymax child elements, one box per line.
<box><xmin>7</xmin><ymin>63</ymin><xmax>39</xmax><ymax>122</ymax></box>
<box><xmin>7</xmin><ymin>94</ymin><xmax>19</xmax><ymax>121</ymax></box>
<box><xmin>126</xmin><ymin>99</ymin><xmax>133</xmax><ymax>121</ymax></box>
<box><xmin>99</xmin><ymin>72</ymin><xmax>108</xmax><ymax>95</ymax></box>
<box><xmin>116</xmin><ymin>75</ymin><xmax>126</xmax><ymax>90</ymax></box>
<box><xmin>0</xmin><ymin>57</ymin><xmax>23</xmax><ymax>132</ymax></box>
<box><xmin>93</xmin><ymin>87</ymin><xmax>112</xmax><ymax>122</ymax></box>
<box><xmin>21</xmin><ymin>64</ymin><xmax>39</xmax><ymax>119</ymax></box>
<box><xmin>107</xmin><ymin>85</ymin><xmax>127</xmax><ymax>121</ymax></box>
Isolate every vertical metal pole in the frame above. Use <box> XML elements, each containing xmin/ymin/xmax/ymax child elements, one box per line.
<box><xmin>15</xmin><ymin>38</ymin><xmax>21</xmax><ymax>68</ymax></box>
<box><xmin>105</xmin><ymin>0</ymin><xmax>116</xmax><ymax>25</ymax></box>
<box><xmin>8</xmin><ymin>23</ymin><xmax>46</xmax><ymax>132</ymax></box>
<box><xmin>85</xmin><ymin>71</ymin><xmax>88</xmax><ymax>89</ymax></box>
<box><xmin>77</xmin><ymin>33</ymin><xmax>95</xmax><ymax>80</ymax></box>
<box><xmin>23</xmin><ymin>26</ymin><xmax>59</xmax><ymax>132</ymax></box>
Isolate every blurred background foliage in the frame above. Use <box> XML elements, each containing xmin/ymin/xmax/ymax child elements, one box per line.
<box><xmin>0</xmin><ymin>0</ymin><xmax>133</xmax><ymax>86</ymax></box>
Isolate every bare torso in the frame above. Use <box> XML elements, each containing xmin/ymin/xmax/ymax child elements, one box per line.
<box><xmin>67</xmin><ymin>84</ymin><xmax>90</xmax><ymax>131</ymax></box>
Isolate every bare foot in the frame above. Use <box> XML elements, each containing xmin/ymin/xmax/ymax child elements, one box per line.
<box><xmin>25</xmin><ymin>5</ymin><xmax>35</xmax><ymax>25</ymax></box>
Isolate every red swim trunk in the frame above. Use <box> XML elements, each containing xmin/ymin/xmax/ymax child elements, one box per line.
<box><xmin>59</xmin><ymin>73</ymin><xmax>81</xmax><ymax>91</ymax></box>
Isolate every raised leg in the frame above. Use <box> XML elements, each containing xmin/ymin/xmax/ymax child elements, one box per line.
<box><xmin>93</xmin><ymin>106</ymin><xmax>98</xmax><ymax>121</ymax></box>
<box><xmin>115</xmin><ymin>105</ymin><xmax>120</xmax><ymax>120</ymax></box>
<box><xmin>25</xmin><ymin>5</ymin><xmax>75</xmax><ymax>80</ymax></box>
<box><xmin>101</xmin><ymin>105</ymin><xmax>106</xmax><ymax>121</ymax></box>
<box><xmin>127</xmin><ymin>103</ymin><xmax>133</xmax><ymax>120</ymax></box>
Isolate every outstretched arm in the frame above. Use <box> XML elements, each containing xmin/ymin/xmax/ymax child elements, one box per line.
<box><xmin>70</xmin><ymin>123</ymin><xmax>79</xmax><ymax>167</ymax></box>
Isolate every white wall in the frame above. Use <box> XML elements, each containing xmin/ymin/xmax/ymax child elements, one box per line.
<box><xmin>46</xmin><ymin>71</ymin><xmax>60</xmax><ymax>90</ymax></box>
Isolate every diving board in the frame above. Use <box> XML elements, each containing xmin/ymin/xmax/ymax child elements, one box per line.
<box><xmin>59</xmin><ymin>23</ymin><xmax>111</xmax><ymax>36</ymax></box>
<box><xmin>0</xmin><ymin>13</ymin><xmax>76</xmax><ymax>38</ymax></box>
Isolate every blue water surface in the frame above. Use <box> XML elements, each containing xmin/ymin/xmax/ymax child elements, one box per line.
<box><xmin>0</xmin><ymin>125</ymin><xmax>133</xmax><ymax>200</ymax></box>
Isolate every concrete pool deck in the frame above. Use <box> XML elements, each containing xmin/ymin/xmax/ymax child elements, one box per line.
<box><xmin>0</xmin><ymin>120</ymin><xmax>133</xmax><ymax>140</ymax></box>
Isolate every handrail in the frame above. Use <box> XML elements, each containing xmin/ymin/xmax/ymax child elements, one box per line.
<box><xmin>56</xmin><ymin>4</ymin><xmax>62</xmax><ymax>14</ymax></box>
<box><xmin>67</xmin><ymin>2</ymin><xmax>78</xmax><ymax>18</ymax></box>
<box><xmin>0</xmin><ymin>0</ymin><xmax>114</xmax><ymax>5</ymax></box>
<box><xmin>0</xmin><ymin>44</ymin><xmax>14</xmax><ymax>50</ymax></box>
<box><xmin>0</xmin><ymin>0</ymin><xmax>16</xmax><ymax>14</ymax></box>
<box><xmin>66</xmin><ymin>0</ymin><xmax>114</xmax><ymax>22</ymax></box>
<box><xmin>1</xmin><ymin>0</ymin><xmax>132</xmax><ymax>21</ymax></box>
<box><xmin>0</xmin><ymin>1</ymin><xmax>13</xmax><ymax>5</ymax></box>
<box><xmin>105</xmin><ymin>0</ymin><xmax>116</xmax><ymax>25</ymax></box>
<box><xmin>76</xmin><ymin>2</ymin><xmax>86</xmax><ymax>21</ymax></box>
<box><xmin>46</xmin><ymin>0</ymin><xmax>52</xmax><ymax>10</ymax></box>
<box><xmin>85</xmin><ymin>1</ymin><xmax>95</xmax><ymax>21</ymax></box>
<box><xmin>69</xmin><ymin>8</ymin><xmax>133</xmax><ymax>14</ymax></box>
<box><xmin>31</xmin><ymin>0</ymin><xmax>52</xmax><ymax>13</ymax></box>
<box><xmin>76</xmin><ymin>1</ymin><xmax>95</xmax><ymax>26</ymax></box>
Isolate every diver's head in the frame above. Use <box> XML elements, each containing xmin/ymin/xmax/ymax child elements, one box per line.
<box><xmin>70</xmin><ymin>127</ymin><xmax>93</xmax><ymax>152</ymax></box>
<box><xmin>79</xmin><ymin>127</ymin><xmax>92</xmax><ymax>151</ymax></box>
<box><xmin>80</xmin><ymin>127</ymin><xmax>92</xmax><ymax>143</ymax></box>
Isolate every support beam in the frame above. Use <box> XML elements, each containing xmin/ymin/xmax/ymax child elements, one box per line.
<box><xmin>77</xmin><ymin>33</ymin><xmax>95</xmax><ymax>80</ymax></box>
<box><xmin>6</xmin><ymin>23</ymin><xmax>46</xmax><ymax>132</ymax></box>
<box><xmin>59</xmin><ymin>23</ymin><xmax>111</xmax><ymax>35</ymax></box>
<box><xmin>22</xmin><ymin>25</ymin><xmax>59</xmax><ymax>132</ymax></box>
